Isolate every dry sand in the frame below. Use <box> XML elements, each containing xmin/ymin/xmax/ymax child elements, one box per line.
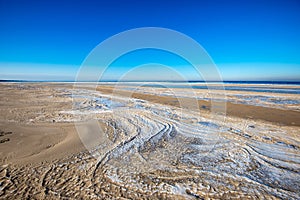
<box><xmin>0</xmin><ymin>82</ymin><xmax>299</xmax><ymax>199</ymax></box>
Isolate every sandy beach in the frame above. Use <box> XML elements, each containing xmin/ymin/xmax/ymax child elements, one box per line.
<box><xmin>0</xmin><ymin>82</ymin><xmax>299</xmax><ymax>199</ymax></box>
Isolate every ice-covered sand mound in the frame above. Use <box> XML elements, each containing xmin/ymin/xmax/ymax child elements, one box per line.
<box><xmin>59</xmin><ymin>88</ymin><xmax>300</xmax><ymax>199</ymax></box>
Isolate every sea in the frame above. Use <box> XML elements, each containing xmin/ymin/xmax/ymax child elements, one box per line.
<box><xmin>1</xmin><ymin>80</ymin><xmax>300</xmax><ymax>95</ymax></box>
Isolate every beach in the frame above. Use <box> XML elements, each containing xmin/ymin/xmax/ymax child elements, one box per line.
<box><xmin>0</xmin><ymin>82</ymin><xmax>299</xmax><ymax>199</ymax></box>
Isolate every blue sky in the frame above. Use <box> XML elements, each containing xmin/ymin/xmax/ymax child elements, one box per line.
<box><xmin>0</xmin><ymin>0</ymin><xmax>300</xmax><ymax>81</ymax></box>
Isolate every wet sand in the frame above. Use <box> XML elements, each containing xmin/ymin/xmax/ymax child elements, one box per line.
<box><xmin>0</xmin><ymin>82</ymin><xmax>299</xmax><ymax>199</ymax></box>
<box><xmin>96</xmin><ymin>86</ymin><xmax>300</xmax><ymax>126</ymax></box>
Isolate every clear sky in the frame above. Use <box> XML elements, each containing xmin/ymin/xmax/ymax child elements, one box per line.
<box><xmin>0</xmin><ymin>0</ymin><xmax>300</xmax><ymax>81</ymax></box>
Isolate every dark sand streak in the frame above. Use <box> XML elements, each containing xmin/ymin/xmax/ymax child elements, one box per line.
<box><xmin>97</xmin><ymin>86</ymin><xmax>300</xmax><ymax>127</ymax></box>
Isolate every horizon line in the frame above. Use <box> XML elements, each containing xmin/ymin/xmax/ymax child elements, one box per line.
<box><xmin>1</xmin><ymin>79</ymin><xmax>300</xmax><ymax>84</ymax></box>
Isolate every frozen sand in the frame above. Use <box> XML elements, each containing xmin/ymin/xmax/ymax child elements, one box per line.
<box><xmin>0</xmin><ymin>82</ymin><xmax>299</xmax><ymax>199</ymax></box>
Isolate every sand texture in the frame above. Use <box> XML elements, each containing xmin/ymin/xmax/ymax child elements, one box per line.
<box><xmin>0</xmin><ymin>82</ymin><xmax>299</xmax><ymax>199</ymax></box>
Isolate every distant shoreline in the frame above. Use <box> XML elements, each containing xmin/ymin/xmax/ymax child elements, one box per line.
<box><xmin>1</xmin><ymin>80</ymin><xmax>300</xmax><ymax>94</ymax></box>
<box><xmin>1</xmin><ymin>80</ymin><xmax>300</xmax><ymax>85</ymax></box>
